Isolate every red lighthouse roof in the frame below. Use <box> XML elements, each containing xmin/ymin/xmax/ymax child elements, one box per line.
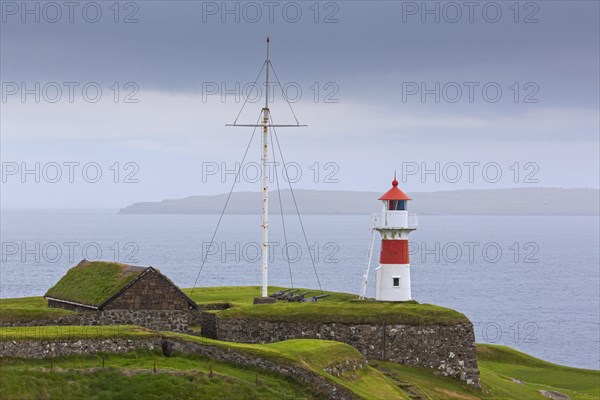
<box><xmin>378</xmin><ymin>175</ymin><xmax>412</xmax><ymax>201</ymax></box>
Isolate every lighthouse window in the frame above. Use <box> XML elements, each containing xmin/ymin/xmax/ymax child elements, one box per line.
<box><xmin>392</xmin><ymin>277</ymin><xmax>400</xmax><ymax>287</ymax></box>
<box><xmin>388</xmin><ymin>201</ymin><xmax>406</xmax><ymax>211</ymax></box>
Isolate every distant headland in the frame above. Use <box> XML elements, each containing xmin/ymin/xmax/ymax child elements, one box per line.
<box><xmin>119</xmin><ymin>187</ymin><xmax>599</xmax><ymax>216</ymax></box>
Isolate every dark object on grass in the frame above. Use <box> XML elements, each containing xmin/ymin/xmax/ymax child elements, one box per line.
<box><xmin>288</xmin><ymin>292</ymin><xmax>310</xmax><ymax>302</ymax></box>
<box><xmin>253</xmin><ymin>297</ymin><xmax>277</xmax><ymax>304</ymax></box>
<box><xmin>301</xmin><ymin>294</ymin><xmax>330</xmax><ymax>302</ymax></box>
<box><xmin>280</xmin><ymin>290</ymin><xmax>300</xmax><ymax>301</ymax></box>
<box><xmin>269</xmin><ymin>289</ymin><xmax>292</xmax><ymax>299</ymax></box>
<box><xmin>161</xmin><ymin>339</ymin><xmax>173</xmax><ymax>357</ymax></box>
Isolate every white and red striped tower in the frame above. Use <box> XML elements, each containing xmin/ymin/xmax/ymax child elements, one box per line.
<box><xmin>374</xmin><ymin>175</ymin><xmax>417</xmax><ymax>301</ymax></box>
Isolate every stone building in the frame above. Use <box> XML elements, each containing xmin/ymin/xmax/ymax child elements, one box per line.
<box><xmin>45</xmin><ymin>260</ymin><xmax>198</xmax><ymax>312</ymax></box>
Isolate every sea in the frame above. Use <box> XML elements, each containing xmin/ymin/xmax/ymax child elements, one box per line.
<box><xmin>1</xmin><ymin>209</ymin><xmax>598</xmax><ymax>370</ymax></box>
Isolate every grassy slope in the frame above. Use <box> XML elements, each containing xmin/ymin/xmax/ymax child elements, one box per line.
<box><xmin>0</xmin><ymin>326</ymin><xmax>408</xmax><ymax>400</ymax></box>
<box><xmin>185</xmin><ymin>286</ymin><xmax>468</xmax><ymax>325</ymax></box>
<box><xmin>0</xmin><ymin>351</ymin><xmax>319</xmax><ymax>400</ymax></box>
<box><xmin>373</xmin><ymin>345</ymin><xmax>600</xmax><ymax>400</ymax></box>
<box><xmin>45</xmin><ymin>261</ymin><xmax>144</xmax><ymax>307</ymax></box>
<box><xmin>477</xmin><ymin>344</ymin><xmax>600</xmax><ymax>399</ymax></box>
<box><xmin>0</xmin><ymin>296</ymin><xmax>75</xmax><ymax>323</ymax></box>
<box><xmin>165</xmin><ymin>333</ymin><xmax>407</xmax><ymax>400</ymax></box>
<box><xmin>1</xmin><ymin>288</ymin><xmax>598</xmax><ymax>399</ymax></box>
<box><xmin>1</xmin><ymin>327</ymin><xmax>597</xmax><ymax>399</ymax></box>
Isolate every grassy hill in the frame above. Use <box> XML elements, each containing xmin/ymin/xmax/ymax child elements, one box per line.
<box><xmin>184</xmin><ymin>286</ymin><xmax>468</xmax><ymax>325</ymax></box>
<box><xmin>0</xmin><ymin>325</ymin><xmax>405</xmax><ymax>400</ymax></box>
<box><xmin>0</xmin><ymin>296</ymin><xmax>75</xmax><ymax>323</ymax></box>
<box><xmin>0</xmin><ymin>326</ymin><xmax>597</xmax><ymax>399</ymax></box>
<box><xmin>1</xmin><ymin>287</ymin><xmax>598</xmax><ymax>399</ymax></box>
<box><xmin>374</xmin><ymin>344</ymin><xmax>599</xmax><ymax>400</ymax></box>
<box><xmin>0</xmin><ymin>286</ymin><xmax>468</xmax><ymax>326</ymax></box>
<box><xmin>0</xmin><ymin>350</ymin><xmax>319</xmax><ymax>400</ymax></box>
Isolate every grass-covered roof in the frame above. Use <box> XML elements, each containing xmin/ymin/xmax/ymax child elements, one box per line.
<box><xmin>44</xmin><ymin>260</ymin><xmax>147</xmax><ymax>307</ymax></box>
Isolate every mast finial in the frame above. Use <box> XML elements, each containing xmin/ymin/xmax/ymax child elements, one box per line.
<box><xmin>267</xmin><ymin>36</ymin><xmax>270</xmax><ymax>43</ymax></box>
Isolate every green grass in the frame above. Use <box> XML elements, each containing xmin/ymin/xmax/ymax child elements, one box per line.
<box><xmin>183</xmin><ymin>285</ymin><xmax>358</xmax><ymax>307</ymax></box>
<box><xmin>45</xmin><ymin>260</ymin><xmax>145</xmax><ymax>307</ymax></box>
<box><xmin>185</xmin><ymin>285</ymin><xmax>467</xmax><ymax>325</ymax></box>
<box><xmin>0</xmin><ymin>326</ymin><xmax>406</xmax><ymax>399</ymax></box>
<box><xmin>374</xmin><ymin>360</ymin><xmax>483</xmax><ymax>399</ymax></box>
<box><xmin>164</xmin><ymin>333</ymin><xmax>408</xmax><ymax>400</ymax></box>
<box><xmin>2</xmin><ymin>286</ymin><xmax>466</xmax><ymax>326</ymax></box>
<box><xmin>1</xmin><ymin>287</ymin><xmax>597</xmax><ymax>399</ymax></box>
<box><xmin>0</xmin><ymin>326</ymin><xmax>598</xmax><ymax>400</ymax></box>
<box><xmin>0</xmin><ymin>296</ymin><xmax>75</xmax><ymax>323</ymax></box>
<box><xmin>0</xmin><ymin>351</ymin><xmax>319</xmax><ymax>400</ymax></box>
<box><xmin>372</xmin><ymin>345</ymin><xmax>600</xmax><ymax>400</ymax></box>
<box><xmin>477</xmin><ymin>344</ymin><xmax>600</xmax><ymax>399</ymax></box>
<box><xmin>215</xmin><ymin>301</ymin><xmax>467</xmax><ymax>325</ymax></box>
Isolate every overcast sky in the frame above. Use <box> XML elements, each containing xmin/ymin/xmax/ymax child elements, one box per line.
<box><xmin>1</xmin><ymin>1</ymin><xmax>598</xmax><ymax>208</ymax></box>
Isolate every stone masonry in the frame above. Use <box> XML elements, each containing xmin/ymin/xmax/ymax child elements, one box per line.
<box><xmin>0</xmin><ymin>337</ymin><xmax>360</xmax><ymax>400</ymax></box>
<box><xmin>1</xmin><ymin>310</ymin><xmax>196</xmax><ymax>333</ymax></box>
<box><xmin>200</xmin><ymin>313</ymin><xmax>480</xmax><ymax>388</ymax></box>
<box><xmin>103</xmin><ymin>270</ymin><xmax>193</xmax><ymax>311</ymax></box>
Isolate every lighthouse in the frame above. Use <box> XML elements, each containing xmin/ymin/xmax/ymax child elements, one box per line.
<box><xmin>374</xmin><ymin>175</ymin><xmax>417</xmax><ymax>301</ymax></box>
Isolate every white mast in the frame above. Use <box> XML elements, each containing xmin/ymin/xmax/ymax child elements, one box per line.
<box><xmin>226</xmin><ymin>38</ymin><xmax>307</xmax><ymax>300</ymax></box>
<box><xmin>261</xmin><ymin>37</ymin><xmax>270</xmax><ymax>298</ymax></box>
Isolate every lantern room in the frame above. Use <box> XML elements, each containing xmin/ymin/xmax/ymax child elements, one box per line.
<box><xmin>376</xmin><ymin>177</ymin><xmax>416</xmax><ymax>230</ymax></box>
<box><xmin>378</xmin><ymin>177</ymin><xmax>412</xmax><ymax>208</ymax></box>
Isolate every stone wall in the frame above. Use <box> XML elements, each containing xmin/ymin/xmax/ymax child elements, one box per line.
<box><xmin>1</xmin><ymin>310</ymin><xmax>197</xmax><ymax>333</ymax></box>
<box><xmin>103</xmin><ymin>270</ymin><xmax>194</xmax><ymax>311</ymax></box>
<box><xmin>202</xmin><ymin>314</ymin><xmax>480</xmax><ymax>388</ymax></box>
<box><xmin>0</xmin><ymin>338</ymin><xmax>162</xmax><ymax>359</ymax></box>
<box><xmin>169</xmin><ymin>339</ymin><xmax>361</xmax><ymax>399</ymax></box>
<box><xmin>0</xmin><ymin>337</ymin><xmax>359</xmax><ymax>400</ymax></box>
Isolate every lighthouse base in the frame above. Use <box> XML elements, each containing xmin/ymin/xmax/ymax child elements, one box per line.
<box><xmin>375</xmin><ymin>264</ymin><xmax>411</xmax><ymax>301</ymax></box>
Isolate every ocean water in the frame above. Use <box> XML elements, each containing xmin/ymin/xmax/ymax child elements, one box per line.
<box><xmin>1</xmin><ymin>210</ymin><xmax>598</xmax><ymax>370</ymax></box>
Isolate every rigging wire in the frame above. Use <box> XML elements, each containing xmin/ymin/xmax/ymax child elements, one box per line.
<box><xmin>233</xmin><ymin>61</ymin><xmax>267</xmax><ymax>125</ymax></box>
<box><xmin>268</xmin><ymin>61</ymin><xmax>301</xmax><ymax>126</ymax></box>
<box><xmin>269</xmin><ymin>125</ymin><xmax>295</xmax><ymax>289</ymax></box>
<box><xmin>207</xmin><ymin>50</ymin><xmax>312</xmax><ymax>294</ymax></box>
<box><xmin>268</xmin><ymin>109</ymin><xmax>323</xmax><ymax>294</ymax></box>
<box><xmin>190</xmin><ymin>111</ymin><xmax>263</xmax><ymax>295</ymax></box>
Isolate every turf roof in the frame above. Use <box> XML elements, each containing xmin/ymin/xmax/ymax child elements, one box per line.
<box><xmin>44</xmin><ymin>260</ymin><xmax>147</xmax><ymax>307</ymax></box>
